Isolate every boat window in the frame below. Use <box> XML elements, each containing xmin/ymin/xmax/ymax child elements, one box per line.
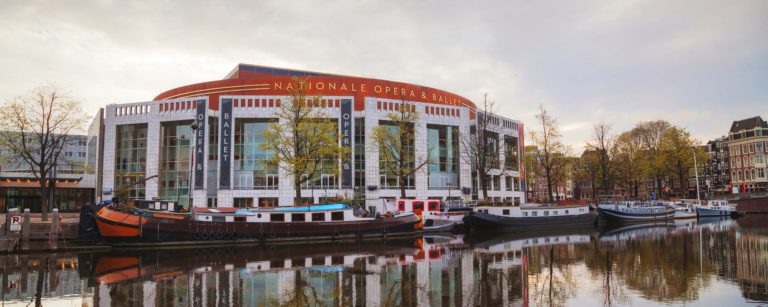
<box><xmin>503</xmin><ymin>209</ymin><xmax>510</xmax><ymax>215</ymax></box>
<box><xmin>532</xmin><ymin>211</ymin><xmax>538</xmax><ymax>217</ymax></box>
<box><xmin>524</xmin><ymin>212</ymin><xmax>528</xmax><ymax>216</ymax></box>
<box><xmin>271</xmin><ymin>214</ymin><xmax>285</xmax><ymax>222</ymax></box>
<box><xmin>398</xmin><ymin>201</ymin><xmax>405</xmax><ymax>211</ymax></box>
<box><xmin>213</xmin><ymin>216</ymin><xmax>225</xmax><ymax>222</ymax></box>
<box><xmin>565</xmin><ymin>210</ymin><xmax>569</xmax><ymax>214</ymax></box>
<box><xmin>291</xmin><ymin>213</ymin><xmax>305</xmax><ymax>222</ymax></box>
<box><xmin>312</xmin><ymin>213</ymin><xmax>325</xmax><ymax>221</ymax></box>
<box><xmin>553</xmin><ymin>211</ymin><xmax>558</xmax><ymax>215</ymax></box>
<box><xmin>544</xmin><ymin>211</ymin><xmax>550</xmax><ymax>216</ymax></box>
<box><xmin>428</xmin><ymin>201</ymin><xmax>439</xmax><ymax>211</ymax></box>
<box><xmin>235</xmin><ymin>216</ymin><xmax>246</xmax><ymax>222</ymax></box>
<box><xmin>413</xmin><ymin>201</ymin><xmax>424</xmax><ymax>211</ymax></box>
<box><xmin>331</xmin><ymin>211</ymin><xmax>344</xmax><ymax>221</ymax></box>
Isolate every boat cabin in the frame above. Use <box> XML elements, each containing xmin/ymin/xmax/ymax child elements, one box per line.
<box><xmin>397</xmin><ymin>199</ymin><xmax>441</xmax><ymax>216</ymax></box>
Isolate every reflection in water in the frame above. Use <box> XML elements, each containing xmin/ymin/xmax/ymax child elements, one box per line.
<box><xmin>2</xmin><ymin>217</ymin><xmax>768</xmax><ymax>306</ymax></box>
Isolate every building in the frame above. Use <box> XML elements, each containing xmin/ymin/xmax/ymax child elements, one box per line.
<box><xmin>703</xmin><ymin>136</ymin><xmax>730</xmax><ymax>196</ymax></box>
<box><xmin>725</xmin><ymin>116</ymin><xmax>768</xmax><ymax>193</ymax></box>
<box><xmin>89</xmin><ymin>64</ymin><xmax>526</xmax><ymax>211</ymax></box>
<box><xmin>0</xmin><ymin>132</ymin><xmax>95</xmax><ymax>212</ymax></box>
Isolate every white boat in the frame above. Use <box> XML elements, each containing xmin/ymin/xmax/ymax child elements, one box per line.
<box><xmin>695</xmin><ymin>200</ymin><xmax>737</xmax><ymax>217</ymax></box>
<box><xmin>596</xmin><ymin>201</ymin><xmax>676</xmax><ymax>221</ymax></box>
<box><xmin>466</xmin><ymin>203</ymin><xmax>596</xmax><ymax>230</ymax></box>
<box><xmin>673</xmin><ymin>202</ymin><xmax>697</xmax><ymax>219</ymax></box>
<box><xmin>422</xmin><ymin>219</ymin><xmax>456</xmax><ymax>232</ymax></box>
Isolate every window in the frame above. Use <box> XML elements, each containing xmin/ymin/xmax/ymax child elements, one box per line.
<box><xmin>234</xmin><ymin>197</ymin><xmax>253</xmax><ymax>208</ymax></box>
<box><xmin>524</xmin><ymin>212</ymin><xmax>528</xmax><ymax>217</ymax></box>
<box><xmin>493</xmin><ymin>176</ymin><xmax>501</xmax><ymax>191</ymax></box>
<box><xmin>258</xmin><ymin>197</ymin><xmax>278</xmax><ymax>207</ymax></box>
<box><xmin>331</xmin><ymin>211</ymin><xmax>344</xmax><ymax>221</ymax></box>
<box><xmin>758</xmin><ymin>168</ymin><xmax>765</xmax><ymax>178</ymax></box>
<box><xmin>505</xmin><ymin>177</ymin><xmax>513</xmax><ymax>191</ymax></box>
<box><xmin>565</xmin><ymin>210</ymin><xmax>569</xmax><ymax>214</ymax></box>
<box><xmin>504</xmin><ymin>136</ymin><xmax>520</xmax><ymax>171</ymax></box>
<box><xmin>427</xmin><ymin>124</ymin><xmax>459</xmax><ymax>189</ymax></box>
<box><xmin>413</xmin><ymin>201</ymin><xmax>424</xmax><ymax>211</ymax></box>
<box><xmin>428</xmin><ymin>201</ymin><xmax>439</xmax><ymax>211</ymax></box>
<box><xmin>758</xmin><ymin>142</ymin><xmax>764</xmax><ymax>153</ymax></box>
<box><xmin>312</xmin><ymin>213</ymin><xmax>325</xmax><ymax>221</ymax></box>
<box><xmin>291</xmin><ymin>213</ymin><xmax>305</xmax><ymax>222</ymax></box>
<box><xmin>159</xmin><ymin>121</ymin><xmax>193</xmax><ymax>208</ymax></box>
<box><xmin>544</xmin><ymin>211</ymin><xmax>550</xmax><ymax>216</ymax></box>
<box><xmin>398</xmin><ymin>201</ymin><xmax>405</xmax><ymax>211</ymax></box>
<box><xmin>207</xmin><ymin>198</ymin><xmax>217</xmax><ymax>208</ymax></box>
<box><xmin>379</xmin><ymin>120</ymin><xmax>416</xmax><ymax>189</ymax></box>
<box><xmin>115</xmin><ymin>124</ymin><xmax>148</xmax><ymax>201</ymax></box>
<box><xmin>532</xmin><ymin>211</ymin><xmax>538</xmax><ymax>217</ymax></box>
<box><xmin>271</xmin><ymin>214</ymin><xmax>285</xmax><ymax>222</ymax></box>
<box><xmin>503</xmin><ymin>209</ymin><xmax>510</xmax><ymax>215</ymax></box>
<box><xmin>553</xmin><ymin>210</ymin><xmax>558</xmax><ymax>215</ymax></box>
<box><xmin>742</xmin><ymin>144</ymin><xmax>747</xmax><ymax>154</ymax></box>
<box><xmin>234</xmin><ymin>119</ymin><xmax>279</xmax><ymax>190</ymax></box>
<box><xmin>750</xmin><ymin>143</ymin><xmax>755</xmax><ymax>153</ymax></box>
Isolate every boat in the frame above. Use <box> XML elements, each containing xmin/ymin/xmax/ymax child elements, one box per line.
<box><xmin>464</xmin><ymin>203</ymin><xmax>597</xmax><ymax>231</ymax></box>
<box><xmin>91</xmin><ymin>202</ymin><xmax>421</xmax><ymax>243</ymax></box>
<box><xmin>396</xmin><ymin>199</ymin><xmax>466</xmax><ymax>231</ymax></box>
<box><xmin>422</xmin><ymin>219</ymin><xmax>456</xmax><ymax>232</ymax></box>
<box><xmin>596</xmin><ymin>201</ymin><xmax>676</xmax><ymax>221</ymax></box>
<box><xmin>695</xmin><ymin>200</ymin><xmax>738</xmax><ymax>217</ymax></box>
<box><xmin>673</xmin><ymin>202</ymin><xmax>698</xmax><ymax>219</ymax></box>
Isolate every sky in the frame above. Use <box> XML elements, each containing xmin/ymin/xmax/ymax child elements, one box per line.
<box><xmin>1</xmin><ymin>0</ymin><xmax>766</xmax><ymax>152</ymax></box>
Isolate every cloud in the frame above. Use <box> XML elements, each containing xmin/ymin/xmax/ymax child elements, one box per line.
<box><xmin>0</xmin><ymin>0</ymin><xmax>766</xmax><ymax>151</ymax></box>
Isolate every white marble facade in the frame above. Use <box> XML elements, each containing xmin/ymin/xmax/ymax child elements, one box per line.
<box><xmin>99</xmin><ymin>94</ymin><xmax>526</xmax><ymax>211</ymax></box>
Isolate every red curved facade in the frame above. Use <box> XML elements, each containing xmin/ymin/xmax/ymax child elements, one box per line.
<box><xmin>154</xmin><ymin>64</ymin><xmax>477</xmax><ymax>112</ymax></box>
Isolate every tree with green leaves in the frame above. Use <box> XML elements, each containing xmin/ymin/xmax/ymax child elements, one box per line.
<box><xmin>613</xmin><ymin>129</ymin><xmax>645</xmax><ymax>198</ymax></box>
<box><xmin>370</xmin><ymin>98</ymin><xmax>428</xmax><ymax>198</ymax></box>
<box><xmin>0</xmin><ymin>85</ymin><xmax>88</xmax><ymax>221</ymax></box>
<box><xmin>661</xmin><ymin>127</ymin><xmax>706</xmax><ymax>197</ymax></box>
<box><xmin>635</xmin><ymin>120</ymin><xmax>672</xmax><ymax>197</ymax></box>
<box><xmin>262</xmin><ymin>78</ymin><xmax>350</xmax><ymax>205</ymax></box>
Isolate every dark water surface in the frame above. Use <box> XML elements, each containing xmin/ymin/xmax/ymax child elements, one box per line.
<box><xmin>2</xmin><ymin>216</ymin><xmax>768</xmax><ymax>306</ymax></box>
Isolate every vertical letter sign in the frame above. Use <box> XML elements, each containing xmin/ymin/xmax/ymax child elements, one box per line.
<box><xmin>340</xmin><ymin>99</ymin><xmax>353</xmax><ymax>188</ymax></box>
<box><xmin>194</xmin><ymin>99</ymin><xmax>206</xmax><ymax>189</ymax></box>
<box><xmin>219</xmin><ymin>99</ymin><xmax>232</xmax><ymax>189</ymax></box>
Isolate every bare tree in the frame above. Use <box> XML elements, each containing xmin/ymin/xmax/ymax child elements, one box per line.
<box><xmin>530</xmin><ymin>105</ymin><xmax>566</xmax><ymax>203</ymax></box>
<box><xmin>460</xmin><ymin>93</ymin><xmax>502</xmax><ymax>200</ymax></box>
<box><xmin>586</xmin><ymin>122</ymin><xmax>615</xmax><ymax>199</ymax></box>
<box><xmin>262</xmin><ymin>78</ymin><xmax>350</xmax><ymax>205</ymax></box>
<box><xmin>370</xmin><ymin>98</ymin><xmax>428</xmax><ymax>198</ymax></box>
<box><xmin>0</xmin><ymin>85</ymin><xmax>88</xmax><ymax>221</ymax></box>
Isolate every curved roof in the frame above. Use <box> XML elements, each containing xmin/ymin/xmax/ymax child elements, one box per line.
<box><xmin>154</xmin><ymin>64</ymin><xmax>477</xmax><ymax>111</ymax></box>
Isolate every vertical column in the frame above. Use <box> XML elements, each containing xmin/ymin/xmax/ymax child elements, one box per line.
<box><xmin>458</xmin><ymin>107</ymin><xmax>473</xmax><ymax>201</ymax></box>
<box><xmin>365</xmin><ymin>260</ymin><xmax>381</xmax><ymax>307</ymax></box>
<box><xmin>276</xmin><ymin>270</ymin><xmax>296</xmax><ymax>305</ymax></box>
<box><xmin>218</xmin><ymin>98</ymin><xmax>233</xmax><ymax>207</ymax></box>
<box><xmin>416</xmin><ymin>260</ymin><xmax>430</xmax><ymax>307</ymax></box>
<box><xmin>101</xmin><ymin>107</ymin><xmax>117</xmax><ymax>200</ymax></box>
<box><xmin>414</xmin><ymin>103</ymin><xmax>428</xmax><ymax>199</ymax></box>
<box><xmin>142</xmin><ymin>281</ymin><xmax>157</xmax><ymax>307</ymax></box>
<box><xmin>461</xmin><ymin>250</ymin><xmax>474</xmax><ymax>306</ymax></box>
<box><xmin>145</xmin><ymin>119</ymin><xmax>161</xmax><ymax>200</ymax></box>
<box><xmin>364</xmin><ymin>99</ymin><xmax>382</xmax><ymax>211</ymax></box>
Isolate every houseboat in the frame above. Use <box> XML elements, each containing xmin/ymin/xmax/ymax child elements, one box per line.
<box><xmin>90</xmin><ymin>202</ymin><xmax>421</xmax><ymax>243</ymax></box>
<box><xmin>673</xmin><ymin>202</ymin><xmax>698</xmax><ymax>219</ymax></box>
<box><xmin>596</xmin><ymin>201</ymin><xmax>676</xmax><ymax>222</ymax></box>
<box><xmin>463</xmin><ymin>203</ymin><xmax>597</xmax><ymax>231</ymax></box>
<box><xmin>696</xmin><ymin>200</ymin><xmax>738</xmax><ymax>217</ymax></box>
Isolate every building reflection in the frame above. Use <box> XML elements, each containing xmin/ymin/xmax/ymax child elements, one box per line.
<box><xmin>3</xmin><ymin>218</ymin><xmax>768</xmax><ymax>306</ymax></box>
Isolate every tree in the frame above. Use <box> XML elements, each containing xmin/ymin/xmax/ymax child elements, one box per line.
<box><xmin>262</xmin><ymin>78</ymin><xmax>349</xmax><ymax>205</ymax></box>
<box><xmin>0</xmin><ymin>85</ymin><xmax>88</xmax><ymax>221</ymax></box>
<box><xmin>460</xmin><ymin>93</ymin><xmax>502</xmax><ymax>200</ymax></box>
<box><xmin>585</xmin><ymin>122</ymin><xmax>615</xmax><ymax>199</ymax></box>
<box><xmin>576</xmin><ymin>150</ymin><xmax>600</xmax><ymax>201</ymax></box>
<box><xmin>635</xmin><ymin>120</ymin><xmax>672</xmax><ymax>197</ymax></box>
<box><xmin>661</xmin><ymin>127</ymin><xmax>706</xmax><ymax>197</ymax></box>
<box><xmin>530</xmin><ymin>105</ymin><xmax>566</xmax><ymax>203</ymax></box>
<box><xmin>613</xmin><ymin>129</ymin><xmax>645</xmax><ymax>198</ymax></box>
<box><xmin>370</xmin><ymin>98</ymin><xmax>428</xmax><ymax>198</ymax></box>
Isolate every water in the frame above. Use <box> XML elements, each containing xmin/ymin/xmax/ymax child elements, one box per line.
<box><xmin>2</xmin><ymin>216</ymin><xmax>767</xmax><ymax>306</ymax></box>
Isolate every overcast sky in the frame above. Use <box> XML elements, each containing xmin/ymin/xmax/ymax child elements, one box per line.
<box><xmin>1</xmin><ymin>0</ymin><xmax>766</xmax><ymax>151</ymax></box>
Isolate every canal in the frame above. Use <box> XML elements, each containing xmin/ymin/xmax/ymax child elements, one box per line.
<box><xmin>1</xmin><ymin>216</ymin><xmax>767</xmax><ymax>306</ymax></box>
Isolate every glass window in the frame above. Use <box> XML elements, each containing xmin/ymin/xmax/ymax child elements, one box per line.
<box><xmin>234</xmin><ymin>119</ymin><xmax>279</xmax><ymax>190</ymax></box>
<box><xmin>271</xmin><ymin>213</ymin><xmax>285</xmax><ymax>222</ymax></box>
<box><xmin>312</xmin><ymin>213</ymin><xmax>325</xmax><ymax>221</ymax></box>
<box><xmin>258</xmin><ymin>197</ymin><xmax>278</xmax><ymax>207</ymax></box>
<box><xmin>115</xmin><ymin>124</ymin><xmax>148</xmax><ymax>201</ymax></box>
<box><xmin>354</xmin><ymin>118</ymin><xmax>366</xmax><ymax>198</ymax></box>
<box><xmin>331</xmin><ymin>211</ymin><xmax>344</xmax><ymax>221</ymax></box>
<box><xmin>502</xmin><ymin>209</ymin><xmax>510</xmax><ymax>215</ymax></box>
<box><xmin>427</xmin><ymin>124</ymin><xmax>459</xmax><ymax>189</ymax></box>
<box><xmin>291</xmin><ymin>213</ymin><xmax>305</xmax><ymax>222</ymax></box>
<box><xmin>504</xmin><ymin>136</ymin><xmax>520</xmax><ymax>171</ymax></box>
<box><xmin>379</xmin><ymin>121</ymin><xmax>415</xmax><ymax>189</ymax></box>
<box><xmin>158</xmin><ymin>121</ymin><xmax>193</xmax><ymax>208</ymax></box>
<box><xmin>234</xmin><ymin>197</ymin><xmax>253</xmax><ymax>208</ymax></box>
